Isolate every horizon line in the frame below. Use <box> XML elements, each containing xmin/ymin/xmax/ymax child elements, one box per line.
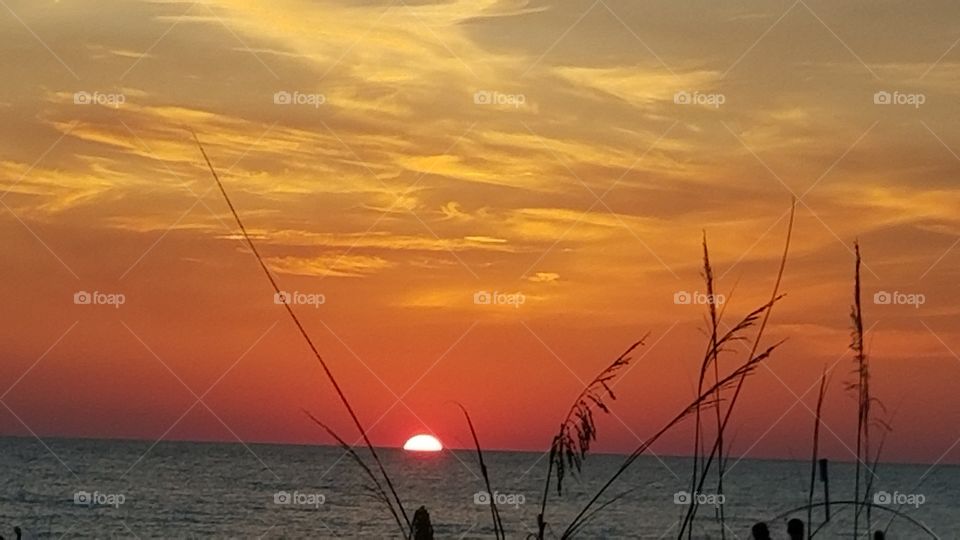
<box><xmin>0</xmin><ymin>433</ymin><xmax>953</xmax><ymax>469</ymax></box>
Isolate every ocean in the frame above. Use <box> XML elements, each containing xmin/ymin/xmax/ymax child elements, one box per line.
<box><xmin>0</xmin><ymin>436</ymin><xmax>955</xmax><ymax>538</ymax></box>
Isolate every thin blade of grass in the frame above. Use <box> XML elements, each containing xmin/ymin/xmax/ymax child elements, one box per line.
<box><xmin>808</xmin><ymin>366</ymin><xmax>831</xmax><ymax>539</ymax></box>
<box><xmin>851</xmin><ymin>241</ymin><xmax>867</xmax><ymax>538</ymax></box>
<box><xmin>302</xmin><ymin>410</ymin><xmax>406</xmax><ymax>534</ymax></box>
<box><xmin>564</xmin><ymin>487</ymin><xmax>640</xmax><ymax>538</ymax></box>
<box><xmin>193</xmin><ymin>133</ymin><xmax>410</xmax><ymax>535</ymax></box>
<box><xmin>455</xmin><ymin>403</ymin><xmax>504</xmax><ymax>540</ymax></box>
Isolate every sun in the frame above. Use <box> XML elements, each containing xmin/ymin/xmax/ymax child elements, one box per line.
<box><xmin>402</xmin><ymin>434</ymin><xmax>443</xmax><ymax>452</ymax></box>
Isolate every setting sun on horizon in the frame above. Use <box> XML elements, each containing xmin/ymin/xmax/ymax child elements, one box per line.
<box><xmin>402</xmin><ymin>434</ymin><xmax>444</xmax><ymax>453</ymax></box>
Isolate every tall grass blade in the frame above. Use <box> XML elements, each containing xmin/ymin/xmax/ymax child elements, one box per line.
<box><xmin>456</xmin><ymin>403</ymin><xmax>504</xmax><ymax>539</ymax></box>
<box><xmin>679</xmin><ymin>201</ymin><xmax>795</xmax><ymax>537</ymax></box>
<box><xmin>192</xmin><ymin>133</ymin><xmax>410</xmax><ymax>535</ymax></box>
<box><xmin>686</xmin><ymin>234</ymin><xmax>725</xmax><ymax>539</ymax></box>
<box><xmin>302</xmin><ymin>411</ymin><xmax>406</xmax><ymax>534</ymax></box>
<box><xmin>850</xmin><ymin>241</ymin><xmax>866</xmax><ymax>539</ymax></box>
<box><xmin>808</xmin><ymin>366</ymin><xmax>830</xmax><ymax>539</ymax></box>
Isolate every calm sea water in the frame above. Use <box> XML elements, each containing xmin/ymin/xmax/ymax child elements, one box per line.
<box><xmin>0</xmin><ymin>436</ymin><xmax>956</xmax><ymax>538</ymax></box>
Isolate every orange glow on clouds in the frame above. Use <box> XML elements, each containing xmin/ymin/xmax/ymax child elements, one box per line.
<box><xmin>1</xmin><ymin>0</ymin><xmax>960</xmax><ymax>466</ymax></box>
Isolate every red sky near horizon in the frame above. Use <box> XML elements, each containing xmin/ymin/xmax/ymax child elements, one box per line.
<box><xmin>2</xmin><ymin>0</ymin><xmax>960</xmax><ymax>467</ymax></box>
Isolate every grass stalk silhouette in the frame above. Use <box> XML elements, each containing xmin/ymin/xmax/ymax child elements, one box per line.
<box><xmin>845</xmin><ymin>243</ymin><xmax>892</xmax><ymax>538</ymax></box>
<box><xmin>457</xmin><ymin>403</ymin><xmax>505</xmax><ymax>539</ymax></box>
<box><xmin>849</xmin><ymin>241</ymin><xmax>868</xmax><ymax>539</ymax></box>
<box><xmin>562</xmin><ymin>486</ymin><xmax>639</xmax><ymax>538</ymax></box>
<box><xmin>687</xmin><ymin>234</ymin><xmax>726</xmax><ymax>539</ymax></box>
<box><xmin>535</xmin><ymin>337</ymin><xmax>648</xmax><ymax>539</ymax></box>
<box><xmin>807</xmin><ymin>366</ymin><xmax>830</xmax><ymax>539</ymax></box>
<box><xmin>302</xmin><ymin>411</ymin><xmax>407</xmax><ymax>533</ymax></box>
<box><xmin>678</xmin><ymin>201</ymin><xmax>795</xmax><ymax>537</ymax></box>
<box><xmin>705</xmin><ymin>239</ymin><xmax>727</xmax><ymax>540</ymax></box>
<box><xmin>563</xmin><ymin>336</ymin><xmax>785</xmax><ymax>539</ymax></box>
<box><xmin>193</xmin><ymin>133</ymin><xmax>410</xmax><ymax>537</ymax></box>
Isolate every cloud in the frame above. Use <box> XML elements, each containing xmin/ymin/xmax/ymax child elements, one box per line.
<box><xmin>526</xmin><ymin>271</ymin><xmax>559</xmax><ymax>283</ymax></box>
<box><xmin>248</xmin><ymin>229</ymin><xmax>520</xmax><ymax>254</ymax></box>
<box><xmin>268</xmin><ymin>254</ymin><xmax>394</xmax><ymax>277</ymax></box>
<box><xmin>555</xmin><ymin>66</ymin><xmax>722</xmax><ymax>107</ymax></box>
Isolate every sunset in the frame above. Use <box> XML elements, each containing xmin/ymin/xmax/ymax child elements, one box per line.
<box><xmin>403</xmin><ymin>434</ymin><xmax>443</xmax><ymax>452</ymax></box>
<box><xmin>1</xmin><ymin>0</ymin><xmax>959</xmax><ymax>537</ymax></box>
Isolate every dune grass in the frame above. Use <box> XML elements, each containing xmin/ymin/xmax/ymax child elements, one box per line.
<box><xmin>807</xmin><ymin>366</ymin><xmax>830</xmax><ymax>539</ymax></box>
<box><xmin>677</xmin><ymin>203</ymin><xmax>795</xmax><ymax>538</ymax></box>
<box><xmin>850</xmin><ymin>241</ymin><xmax>868</xmax><ymax>539</ymax></box>
<box><xmin>535</xmin><ymin>336</ymin><xmax>649</xmax><ymax>539</ymax></box>
<box><xmin>195</xmin><ymin>146</ymin><xmax>906</xmax><ymax>538</ymax></box>
<box><xmin>457</xmin><ymin>403</ymin><xmax>505</xmax><ymax>540</ymax></box>
<box><xmin>194</xmin><ymin>134</ymin><xmax>411</xmax><ymax>537</ymax></box>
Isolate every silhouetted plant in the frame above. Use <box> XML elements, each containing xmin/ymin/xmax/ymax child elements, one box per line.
<box><xmin>456</xmin><ymin>403</ymin><xmax>505</xmax><ymax>540</ymax></box>
<box><xmin>535</xmin><ymin>204</ymin><xmax>795</xmax><ymax>538</ymax></box>
<box><xmin>678</xmin><ymin>202</ymin><xmax>795</xmax><ymax>538</ymax></box>
<box><xmin>849</xmin><ymin>241</ymin><xmax>868</xmax><ymax>539</ymax></box>
<box><xmin>197</xmin><ymin>144</ymin><xmax>802</xmax><ymax>539</ymax></box>
<box><xmin>808</xmin><ymin>366</ymin><xmax>831</xmax><ymax>539</ymax></box>
<box><xmin>845</xmin><ymin>242</ymin><xmax>891</xmax><ymax>537</ymax></box>
<box><xmin>535</xmin><ymin>336</ymin><xmax>648</xmax><ymax>539</ymax></box>
<box><xmin>688</xmin><ymin>233</ymin><xmax>726</xmax><ymax>539</ymax></box>
<box><xmin>565</xmin><ymin>335</ymin><xmax>784</xmax><ymax>538</ymax></box>
<box><xmin>194</xmin><ymin>134</ymin><xmax>410</xmax><ymax>537</ymax></box>
<box><xmin>302</xmin><ymin>411</ymin><xmax>407</xmax><ymax>533</ymax></box>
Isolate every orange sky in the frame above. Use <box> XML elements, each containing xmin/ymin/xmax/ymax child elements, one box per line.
<box><xmin>1</xmin><ymin>0</ymin><xmax>960</xmax><ymax>465</ymax></box>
